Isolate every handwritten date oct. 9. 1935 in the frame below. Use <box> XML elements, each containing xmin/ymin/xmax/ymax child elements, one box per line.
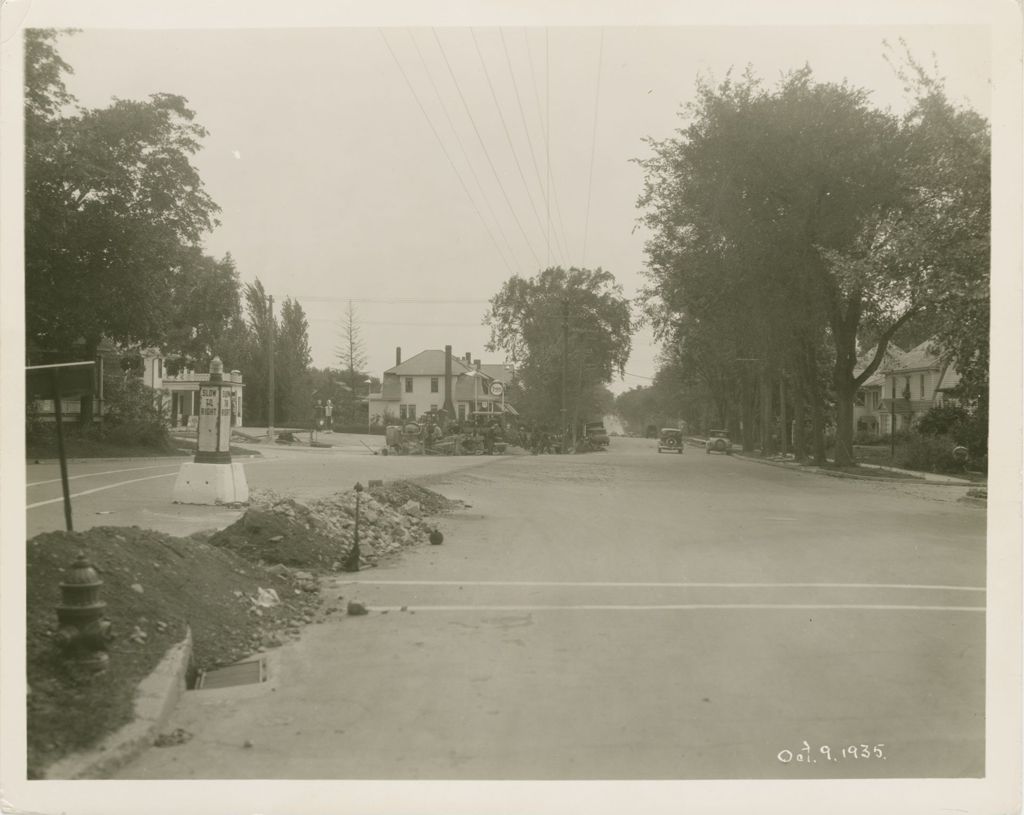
<box><xmin>777</xmin><ymin>741</ymin><xmax>887</xmax><ymax>764</ymax></box>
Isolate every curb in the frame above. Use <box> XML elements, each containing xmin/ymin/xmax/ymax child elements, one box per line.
<box><xmin>45</xmin><ymin>628</ymin><xmax>193</xmax><ymax>780</ymax></box>
<box><xmin>729</xmin><ymin>453</ymin><xmax>945</xmax><ymax>484</ymax></box>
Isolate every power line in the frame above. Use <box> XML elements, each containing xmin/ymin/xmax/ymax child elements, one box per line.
<box><xmin>286</xmin><ymin>295</ymin><xmax>490</xmax><ymax>304</ymax></box>
<box><xmin>582</xmin><ymin>28</ymin><xmax>605</xmax><ymax>266</ymax></box>
<box><xmin>525</xmin><ymin>27</ymin><xmax>572</xmax><ymax>269</ymax></box>
<box><xmin>407</xmin><ymin>29</ymin><xmax>523</xmax><ymax>276</ymax></box>
<box><xmin>432</xmin><ymin>28</ymin><xmax>544</xmax><ymax>270</ymax></box>
<box><xmin>470</xmin><ymin>27</ymin><xmax>562</xmax><ymax>267</ymax></box>
<box><xmin>377</xmin><ymin>28</ymin><xmax>517</xmax><ymax>278</ymax></box>
<box><xmin>498</xmin><ymin>27</ymin><xmax>571</xmax><ymax>265</ymax></box>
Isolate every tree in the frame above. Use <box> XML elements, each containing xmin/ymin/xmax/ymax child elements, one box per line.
<box><xmin>335</xmin><ymin>300</ymin><xmax>368</xmax><ymax>425</ymax></box>
<box><xmin>637</xmin><ymin>64</ymin><xmax>989</xmax><ymax>466</ymax></box>
<box><xmin>276</xmin><ymin>297</ymin><xmax>313</xmax><ymax>424</ymax></box>
<box><xmin>485</xmin><ymin>267</ymin><xmax>632</xmax><ymax>431</ymax></box>
<box><xmin>25</xmin><ymin>29</ymin><xmax>221</xmax><ymax>419</ymax></box>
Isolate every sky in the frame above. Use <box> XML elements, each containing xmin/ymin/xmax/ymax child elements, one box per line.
<box><xmin>38</xmin><ymin>22</ymin><xmax>992</xmax><ymax>390</ymax></box>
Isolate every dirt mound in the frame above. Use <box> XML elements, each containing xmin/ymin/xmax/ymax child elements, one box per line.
<box><xmin>26</xmin><ymin>526</ymin><xmax>322</xmax><ymax>778</ymax></box>
<box><xmin>207</xmin><ymin>485</ymin><xmax>449</xmax><ymax>570</ymax></box>
<box><xmin>369</xmin><ymin>480</ymin><xmax>460</xmax><ymax>514</ymax></box>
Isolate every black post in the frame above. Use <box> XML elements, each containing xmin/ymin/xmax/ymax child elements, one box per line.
<box><xmin>343</xmin><ymin>482</ymin><xmax>364</xmax><ymax>572</ymax></box>
<box><xmin>51</xmin><ymin>369</ymin><xmax>73</xmax><ymax>531</ymax></box>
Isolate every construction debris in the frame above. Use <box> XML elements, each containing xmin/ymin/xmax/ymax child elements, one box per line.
<box><xmin>207</xmin><ymin>482</ymin><xmax>454</xmax><ymax>571</ymax></box>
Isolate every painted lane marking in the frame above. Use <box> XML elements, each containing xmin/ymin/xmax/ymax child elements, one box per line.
<box><xmin>367</xmin><ymin>604</ymin><xmax>985</xmax><ymax>613</ymax></box>
<box><xmin>27</xmin><ymin>463</ymin><xmax>181</xmax><ymax>487</ymax></box>
<box><xmin>337</xmin><ymin>580</ymin><xmax>986</xmax><ymax>593</ymax></box>
<box><xmin>27</xmin><ymin>472</ymin><xmax>180</xmax><ymax>509</ymax></box>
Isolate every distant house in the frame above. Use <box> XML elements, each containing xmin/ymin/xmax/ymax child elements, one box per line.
<box><xmin>28</xmin><ymin>343</ymin><xmax>245</xmax><ymax>429</ymax></box>
<box><xmin>854</xmin><ymin>340</ymin><xmax>960</xmax><ymax>436</ymax></box>
<box><xmin>368</xmin><ymin>348</ymin><xmax>515</xmax><ymax>426</ymax></box>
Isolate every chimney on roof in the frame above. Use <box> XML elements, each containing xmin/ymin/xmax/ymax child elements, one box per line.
<box><xmin>474</xmin><ymin>359</ymin><xmax>481</xmax><ymax>371</ymax></box>
<box><xmin>396</xmin><ymin>347</ymin><xmax>401</xmax><ymax>366</ymax></box>
<box><xmin>465</xmin><ymin>352</ymin><xmax>472</xmax><ymax>365</ymax></box>
<box><xmin>443</xmin><ymin>345</ymin><xmax>455</xmax><ymax>416</ymax></box>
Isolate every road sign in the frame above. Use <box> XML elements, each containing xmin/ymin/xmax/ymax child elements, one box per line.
<box><xmin>26</xmin><ymin>361</ymin><xmax>95</xmax><ymax>399</ymax></box>
<box><xmin>489</xmin><ymin>381</ymin><xmax>504</xmax><ymax>397</ymax></box>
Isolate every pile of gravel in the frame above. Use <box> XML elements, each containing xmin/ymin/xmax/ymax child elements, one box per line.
<box><xmin>369</xmin><ymin>480</ymin><xmax>461</xmax><ymax>515</ymax></box>
<box><xmin>207</xmin><ymin>485</ymin><xmax>445</xmax><ymax>571</ymax></box>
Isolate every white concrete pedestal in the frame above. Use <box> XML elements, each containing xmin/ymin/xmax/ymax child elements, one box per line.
<box><xmin>172</xmin><ymin>462</ymin><xmax>249</xmax><ymax>505</ymax></box>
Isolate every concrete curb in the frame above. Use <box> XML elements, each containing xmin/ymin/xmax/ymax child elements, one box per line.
<box><xmin>45</xmin><ymin>628</ymin><xmax>193</xmax><ymax>780</ymax></box>
<box><xmin>728</xmin><ymin>453</ymin><xmax>956</xmax><ymax>484</ymax></box>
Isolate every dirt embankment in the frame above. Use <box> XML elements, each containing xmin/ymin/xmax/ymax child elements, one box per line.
<box><xmin>26</xmin><ymin>480</ymin><xmax>457</xmax><ymax>778</ymax></box>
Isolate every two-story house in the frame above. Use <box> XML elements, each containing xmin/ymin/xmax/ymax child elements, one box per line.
<box><xmin>854</xmin><ymin>340</ymin><xmax>961</xmax><ymax>436</ymax></box>
<box><xmin>368</xmin><ymin>347</ymin><xmax>513</xmax><ymax>427</ymax></box>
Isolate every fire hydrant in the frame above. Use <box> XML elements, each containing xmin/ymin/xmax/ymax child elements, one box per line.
<box><xmin>55</xmin><ymin>553</ymin><xmax>113</xmax><ymax>672</ymax></box>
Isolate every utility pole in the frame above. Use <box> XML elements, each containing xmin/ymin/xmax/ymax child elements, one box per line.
<box><xmin>561</xmin><ymin>299</ymin><xmax>568</xmax><ymax>453</ymax></box>
<box><xmin>267</xmin><ymin>294</ymin><xmax>275</xmax><ymax>442</ymax></box>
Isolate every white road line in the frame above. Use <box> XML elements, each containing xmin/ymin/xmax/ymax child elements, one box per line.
<box><xmin>26</xmin><ymin>472</ymin><xmax>179</xmax><ymax>509</ymax></box>
<box><xmin>337</xmin><ymin>580</ymin><xmax>986</xmax><ymax>592</ymax></box>
<box><xmin>369</xmin><ymin>604</ymin><xmax>984</xmax><ymax>613</ymax></box>
<box><xmin>27</xmin><ymin>463</ymin><xmax>181</xmax><ymax>487</ymax></box>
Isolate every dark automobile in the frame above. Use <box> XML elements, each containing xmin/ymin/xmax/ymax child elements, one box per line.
<box><xmin>657</xmin><ymin>428</ymin><xmax>684</xmax><ymax>453</ymax></box>
<box><xmin>584</xmin><ymin>421</ymin><xmax>610</xmax><ymax>448</ymax></box>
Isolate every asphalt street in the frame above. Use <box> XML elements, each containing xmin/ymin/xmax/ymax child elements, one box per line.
<box><xmin>27</xmin><ymin>437</ymin><xmax>986</xmax><ymax>779</ymax></box>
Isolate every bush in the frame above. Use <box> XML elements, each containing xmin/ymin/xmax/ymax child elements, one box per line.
<box><xmin>898</xmin><ymin>433</ymin><xmax>963</xmax><ymax>474</ymax></box>
<box><xmin>918</xmin><ymin>405</ymin><xmax>971</xmax><ymax>437</ymax></box>
<box><xmin>100</xmin><ymin>375</ymin><xmax>171</xmax><ymax>450</ymax></box>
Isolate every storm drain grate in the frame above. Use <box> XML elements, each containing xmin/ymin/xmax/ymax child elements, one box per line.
<box><xmin>194</xmin><ymin>656</ymin><xmax>266</xmax><ymax>690</ymax></box>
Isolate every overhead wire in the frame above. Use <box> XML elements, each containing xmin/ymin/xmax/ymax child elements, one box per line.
<box><xmin>525</xmin><ymin>27</ymin><xmax>573</xmax><ymax>269</ymax></box>
<box><xmin>432</xmin><ymin>28</ymin><xmax>544</xmax><ymax>270</ymax></box>
<box><xmin>407</xmin><ymin>29</ymin><xmax>523</xmax><ymax>275</ymax></box>
<box><xmin>469</xmin><ymin>27</ymin><xmax>563</xmax><ymax>267</ymax></box>
<box><xmin>497</xmin><ymin>27</ymin><xmax>572</xmax><ymax>266</ymax></box>
<box><xmin>377</xmin><ymin>28</ymin><xmax>518</xmax><ymax>278</ymax></box>
<box><xmin>582</xmin><ymin>28</ymin><xmax>605</xmax><ymax>266</ymax></box>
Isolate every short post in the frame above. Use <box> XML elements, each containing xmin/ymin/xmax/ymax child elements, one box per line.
<box><xmin>55</xmin><ymin>553</ymin><xmax>112</xmax><ymax>673</ymax></box>
<box><xmin>343</xmin><ymin>482</ymin><xmax>364</xmax><ymax>572</ymax></box>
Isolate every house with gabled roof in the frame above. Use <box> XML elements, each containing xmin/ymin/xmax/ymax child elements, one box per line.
<box><xmin>853</xmin><ymin>339</ymin><xmax>961</xmax><ymax>436</ymax></box>
<box><xmin>367</xmin><ymin>346</ymin><xmax>516</xmax><ymax>427</ymax></box>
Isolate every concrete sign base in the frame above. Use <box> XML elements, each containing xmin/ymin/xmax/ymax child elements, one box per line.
<box><xmin>172</xmin><ymin>462</ymin><xmax>249</xmax><ymax>505</ymax></box>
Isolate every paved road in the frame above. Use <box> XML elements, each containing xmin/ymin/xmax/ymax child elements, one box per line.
<box><xmin>37</xmin><ymin>437</ymin><xmax>985</xmax><ymax>780</ymax></box>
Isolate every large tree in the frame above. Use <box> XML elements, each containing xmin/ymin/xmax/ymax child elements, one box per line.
<box><xmin>485</xmin><ymin>266</ymin><xmax>632</xmax><ymax>433</ymax></box>
<box><xmin>637</xmin><ymin>65</ymin><xmax>989</xmax><ymax>465</ymax></box>
<box><xmin>25</xmin><ymin>30</ymin><xmax>220</xmax><ymax>369</ymax></box>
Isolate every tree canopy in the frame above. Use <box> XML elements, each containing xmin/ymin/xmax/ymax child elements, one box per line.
<box><xmin>485</xmin><ymin>266</ymin><xmax>632</xmax><ymax>428</ymax></box>
<box><xmin>25</xmin><ymin>29</ymin><xmax>222</xmax><ymax>359</ymax></box>
<box><xmin>636</xmin><ymin>62</ymin><xmax>989</xmax><ymax>463</ymax></box>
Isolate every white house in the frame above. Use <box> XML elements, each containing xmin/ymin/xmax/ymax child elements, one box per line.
<box><xmin>854</xmin><ymin>340</ymin><xmax>961</xmax><ymax>436</ymax></box>
<box><xmin>368</xmin><ymin>347</ymin><xmax>515</xmax><ymax>427</ymax></box>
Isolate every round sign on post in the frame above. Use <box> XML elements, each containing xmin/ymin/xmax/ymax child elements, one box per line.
<box><xmin>489</xmin><ymin>381</ymin><xmax>504</xmax><ymax>397</ymax></box>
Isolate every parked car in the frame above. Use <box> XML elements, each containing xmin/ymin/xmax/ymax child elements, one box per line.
<box><xmin>657</xmin><ymin>428</ymin><xmax>684</xmax><ymax>453</ymax></box>
<box><xmin>705</xmin><ymin>430</ymin><xmax>732</xmax><ymax>454</ymax></box>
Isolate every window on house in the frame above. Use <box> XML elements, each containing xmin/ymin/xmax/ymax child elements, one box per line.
<box><xmin>407</xmin><ymin>405</ymin><xmax>416</xmax><ymax>420</ymax></box>
<box><xmin>458</xmin><ymin>404</ymin><xmax>466</xmax><ymax>421</ymax></box>
<box><xmin>855</xmin><ymin>390</ymin><xmax>866</xmax><ymax>407</ymax></box>
<box><xmin>430</xmin><ymin>404</ymin><xmax>438</xmax><ymax>413</ymax></box>
<box><xmin>157</xmin><ymin>358</ymin><xmax>163</xmax><ymax>378</ymax></box>
<box><xmin>920</xmin><ymin>375</ymin><xmax>925</xmax><ymax>398</ymax></box>
<box><xmin>405</xmin><ymin>377</ymin><xmax>413</xmax><ymax>393</ymax></box>
<box><xmin>399</xmin><ymin>405</ymin><xmax>407</xmax><ymax>420</ymax></box>
<box><xmin>430</xmin><ymin>377</ymin><xmax>439</xmax><ymax>393</ymax></box>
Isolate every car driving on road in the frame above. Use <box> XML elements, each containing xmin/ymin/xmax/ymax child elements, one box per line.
<box><xmin>657</xmin><ymin>428</ymin><xmax>684</xmax><ymax>453</ymax></box>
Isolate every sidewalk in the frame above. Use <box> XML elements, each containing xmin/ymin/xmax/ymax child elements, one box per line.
<box><xmin>688</xmin><ymin>437</ymin><xmax>981</xmax><ymax>486</ymax></box>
